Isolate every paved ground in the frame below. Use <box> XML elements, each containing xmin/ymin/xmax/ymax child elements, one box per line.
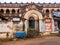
<box><xmin>1</xmin><ymin>36</ymin><xmax>60</xmax><ymax>45</ymax></box>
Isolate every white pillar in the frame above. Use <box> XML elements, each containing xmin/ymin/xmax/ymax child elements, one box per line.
<box><xmin>39</xmin><ymin>20</ymin><xmax>45</xmax><ymax>32</ymax></box>
<box><xmin>25</xmin><ymin>20</ymin><xmax>28</xmax><ymax>33</ymax></box>
<box><xmin>39</xmin><ymin>20</ymin><xmax>42</xmax><ymax>32</ymax></box>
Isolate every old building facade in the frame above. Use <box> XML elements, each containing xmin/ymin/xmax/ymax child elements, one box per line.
<box><xmin>0</xmin><ymin>2</ymin><xmax>60</xmax><ymax>38</ymax></box>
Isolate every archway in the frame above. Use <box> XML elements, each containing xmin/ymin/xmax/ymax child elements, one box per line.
<box><xmin>29</xmin><ymin>17</ymin><xmax>35</xmax><ymax>28</ymax></box>
<box><xmin>6</xmin><ymin>9</ymin><xmax>10</xmax><ymax>14</ymax></box>
<box><xmin>0</xmin><ymin>9</ymin><xmax>4</xmax><ymax>14</ymax></box>
<box><xmin>46</xmin><ymin>9</ymin><xmax>49</xmax><ymax>17</ymax></box>
<box><xmin>24</xmin><ymin>10</ymin><xmax>43</xmax><ymax>33</ymax></box>
<box><xmin>12</xmin><ymin>9</ymin><xmax>15</xmax><ymax>14</ymax></box>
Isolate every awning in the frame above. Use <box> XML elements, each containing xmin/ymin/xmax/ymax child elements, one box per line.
<box><xmin>52</xmin><ymin>11</ymin><xmax>60</xmax><ymax>18</ymax></box>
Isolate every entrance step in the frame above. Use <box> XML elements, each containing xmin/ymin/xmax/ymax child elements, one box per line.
<box><xmin>51</xmin><ymin>31</ymin><xmax>59</xmax><ymax>33</ymax></box>
<box><xmin>40</xmin><ymin>32</ymin><xmax>59</xmax><ymax>36</ymax></box>
<box><xmin>40</xmin><ymin>32</ymin><xmax>51</xmax><ymax>36</ymax></box>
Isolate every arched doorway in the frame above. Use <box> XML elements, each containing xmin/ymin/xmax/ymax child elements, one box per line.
<box><xmin>29</xmin><ymin>17</ymin><xmax>35</xmax><ymax>28</ymax></box>
<box><xmin>24</xmin><ymin>10</ymin><xmax>43</xmax><ymax>33</ymax></box>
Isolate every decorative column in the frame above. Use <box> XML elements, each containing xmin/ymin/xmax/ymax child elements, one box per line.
<box><xmin>39</xmin><ymin>19</ymin><xmax>42</xmax><ymax>32</ymax></box>
<box><xmin>25</xmin><ymin>20</ymin><xmax>29</xmax><ymax>34</ymax></box>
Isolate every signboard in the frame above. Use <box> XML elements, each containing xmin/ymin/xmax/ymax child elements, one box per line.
<box><xmin>45</xmin><ymin>18</ymin><xmax>52</xmax><ymax>31</ymax></box>
<box><xmin>52</xmin><ymin>11</ymin><xmax>60</xmax><ymax>17</ymax></box>
<box><xmin>13</xmin><ymin>18</ymin><xmax>20</xmax><ymax>21</ymax></box>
